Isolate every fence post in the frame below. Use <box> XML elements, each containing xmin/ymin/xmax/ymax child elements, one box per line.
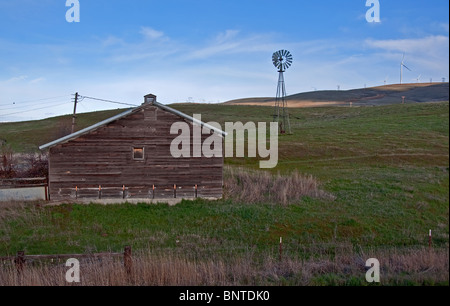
<box><xmin>45</xmin><ymin>176</ymin><xmax>49</xmax><ymax>201</ymax></box>
<box><xmin>429</xmin><ymin>229</ymin><xmax>432</xmax><ymax>250</ymax></box>
<box><xmin>279</xmin><ymin>237</ymin><xmax>283</xmax><ymax>262</ymax></box>
<box><xmin>14</xmin><ymin>251</ymin><xmax>25</xmax><ymax>275</ymax></box>
<box><xmin>124</xmin><ymin>246</ymin><xmax>132</xmax><ymax>277</ymax></box>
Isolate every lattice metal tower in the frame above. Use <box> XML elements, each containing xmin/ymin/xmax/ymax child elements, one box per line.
<box><xmin>272</xmin><ymin>50</ymin><xmax>292</xmax><ymax>134</ymax></box>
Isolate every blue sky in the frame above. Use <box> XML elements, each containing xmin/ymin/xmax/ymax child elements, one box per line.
<box><xmin>0</xmin><ymin>0</ymin><xmax>448</xmax><ymax>122</ymax></box>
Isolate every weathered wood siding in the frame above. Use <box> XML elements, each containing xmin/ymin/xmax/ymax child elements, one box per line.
<box><xmin>48</xmin><ymin>104</ymin><xmax>223</xmax><ymax>200</ymax></box>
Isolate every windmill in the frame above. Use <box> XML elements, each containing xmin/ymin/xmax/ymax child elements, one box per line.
<box><xmin>400</xmin><ymin>53</ymin><xmax>412</xmax><ymax>84</ymax></box>
<box><xmin>272</xmin><ymin>50</ymin><xmax>293</xmax><ymax>135</ymax></box>
<box><xmin>413</xmin><ymin>74</ymin><xmax>422</xmax><ymax>83</ymax></box>
<box><xmin>383</xmin><ymin>75</ymin><xmax>389</xmax><ymax>86</ymax></box>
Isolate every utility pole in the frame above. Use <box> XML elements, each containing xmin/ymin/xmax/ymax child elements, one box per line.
<box><xmin>71</xmin><ymin>92</ymin><xmax>78</xmax><ymax>134</ymax></box>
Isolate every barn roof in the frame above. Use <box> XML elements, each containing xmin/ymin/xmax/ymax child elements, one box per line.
<box><xmin>39</xmin><ymin>97</ymin><xmax>227</xmax><ymax>150</ymax></box>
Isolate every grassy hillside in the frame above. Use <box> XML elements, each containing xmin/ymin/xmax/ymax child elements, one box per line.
<box><xmin>0</xmin><ymin>108</ymin><xmax>129</xmax><ymax>152</ymax></box>
<box><xmin>0</xmin><ymin>101</ymin><xmax>448</xmax><ymax>285</ymax></box>
<box><xmin>225</xmin><ymin>83</ymin><xmax>449</xmax><ymax>107</ymax></box>
<box><xmin>1</xmin><ymin>83</ymin><xmax>448</xmax><ymax>152</ymax></box>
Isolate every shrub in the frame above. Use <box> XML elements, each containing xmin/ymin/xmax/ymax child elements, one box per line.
<box><xmin>0</xmin><ymin>144</ymin><xmax>16</xmax><ymax>179</ymax></box>
<box><xmin>22</xmin><ymin>153</ymin><xmax>49</xmax><ymax>178</ymax></box>
<box><xmin>224</xmin><ymin>167</ymin><xmax>334</xmax><ymax>206</ymax></box>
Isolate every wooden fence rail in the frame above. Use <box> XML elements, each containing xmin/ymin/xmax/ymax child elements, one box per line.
<box><xmin>0</xmin><ymin>246</ymin><xmax>133</xmax><ymax>276</ymax></box>
<box><xmin>0</xmin><ymin>177</ymin><xmax>48</xmax><ymax>188</ymax></box>
<box><xmin>71</xmin><ymin>184</ymin><xmax>202</xmax><ymax>200</ymax></box>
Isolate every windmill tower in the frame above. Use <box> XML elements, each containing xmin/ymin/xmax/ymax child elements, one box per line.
<box><xmin>272</xmin><ymin>50</ymin><xmax>292</xmax><ymax>135</ymax></box>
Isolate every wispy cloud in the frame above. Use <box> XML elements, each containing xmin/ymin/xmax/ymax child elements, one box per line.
<box><xmin>215</xmin><ymin>30</ymin><xmax>240</xmax><ymax>43</ymax></box>
<box><xmin>103</xmin><ymin>27</ymin><xmax>176</xmax><ymax>63</ymax></box>
<box><xmin>140</xmin><ymin>27</ymin><xmax>165</xmax><ymax>40</ymax></box>
<box><xmin>366</xmin><ymin>35</ymin><xmax>449</xmax><ymax>55</ymax></box>
<box><xmin>104</xmin><ymin>28</ymin><xmax>277</xmax><ymax>64</ymax></box>
<box><xmin>30</xmin><ymin>77</ymin><xmax>45</xmax><ymax>84</ymax></box>
<box><xmin>363</xmin><ymin>35</ymin><xmax>449</xmax><ymax>82</ymax></box>
<box><xmin>439</xmin><ymin>22</ymin><xmax>449</xmax><ymax>33</ymax></box>
<box><xmin>365</xmin><ymin>35</ymin><xmax>450</xmax><ymax>72</ymax></box>
<box><xmin>186</xmin><ymin>30</ymin><xmax>280</xmax><ymax>60</ymax></box>
<box><xmin>6</xmin><ymin>75</ymin><xmax>28</xmax><ymax>82</ymax></box>
<box><xmin>102</xmin><ymin>35</ymin><xmax>125</xmax><ymax>47</ymax></box>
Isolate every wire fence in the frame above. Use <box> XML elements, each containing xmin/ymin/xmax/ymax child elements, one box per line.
<box><xmin>0</xmin><ymin>246</ymin><xmax>133</xmax><ymax>277</ymax></box>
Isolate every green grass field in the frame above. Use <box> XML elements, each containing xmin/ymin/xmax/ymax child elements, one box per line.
<box><xmin>0</xmin><ymin>101</ymin><xmax>448</xmax><ymax>285</ymax></box>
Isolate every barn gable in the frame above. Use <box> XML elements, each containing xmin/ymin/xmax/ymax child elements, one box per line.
<box><xmin>39</xmin><ymin>94</ymin><xmax>225</xmax><ymax>201</ymax></box>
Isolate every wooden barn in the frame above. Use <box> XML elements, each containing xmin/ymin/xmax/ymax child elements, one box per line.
<box><xmin>39</xmin><ymin>94</ymin><xmax>225</xmax><ymax>201</ymax></box>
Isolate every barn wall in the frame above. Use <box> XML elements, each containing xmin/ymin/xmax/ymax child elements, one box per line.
<box><xmin>48</xmin><ymin>105</ymin><xmax>223</xmax><ymax>200</ymax></box>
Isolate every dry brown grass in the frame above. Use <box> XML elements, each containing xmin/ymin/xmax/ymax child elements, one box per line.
<box><xmin>224</xmin><ymin>167</ymin><xmax>334</xmax><ymax>206</ymax></box>
<box><xmin>226</xmin><ymin>100</ymin><xmax>346</xmax><ymax>108</ymax></box>
<box><xmin>0</xmin><ymin>247</ymin><xmax>447</xmax><ymax>286</ymax></box>
<box><xmin>0</xmin><ymin>201</ymin><xmax>45</xmax><ymax>225</ymax></box>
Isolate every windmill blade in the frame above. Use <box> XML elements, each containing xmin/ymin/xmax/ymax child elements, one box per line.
<box><xmin>273</xmin><ymin>52</ymin><xmax>279</xmax><ymax>62</ymax></box>
<box><xmin>273</xmin><ymin>51</ymin><xmax>282</xmax><ymax>69</ymax></box>
<box><xmin>272</xmin><ymin>57</ymin><xmax>278</xmax><ymax>67</ymax></box>
<box><xmin>402</xmin><ymin>64</ymin><xmax>412</xmax><ymax>71</ymax></box>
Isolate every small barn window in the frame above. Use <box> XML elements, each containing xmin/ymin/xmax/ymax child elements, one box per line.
<box><xmin>133</xmin><ymin>147</ymin><xmax>145</xmax><ymax>160</ymax></box>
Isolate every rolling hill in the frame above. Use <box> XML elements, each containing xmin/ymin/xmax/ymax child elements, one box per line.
<box><xmin>0</xmin><ymin>83</ymin><xmax>448</xmax><ymax>152</ymax></box>
<box><xmin>224</xmin><ymin>83</ymin><xmax>449</xmax><ymax>107</ymax></box>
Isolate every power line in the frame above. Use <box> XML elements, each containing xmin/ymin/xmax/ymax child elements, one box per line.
<box><xmin>0</xmin><ymin>102</ymin><xmax>72</xmax><ymax>117</ymax></box>
<box><xmin>0</xmin><ymin>99</ymin><xmax>72</xmax><ymax>111</ymax></box>
<box><xmin>79</xmin><ymin>95</ymin><xmax>139</xmax><ymax>107</ymax></box>
<box><xmin>0</xmin><ymin>95</ymin><xmax>71</xmax><ymax>107</ymax></box>
<box><xmin>0</xmin><ymin>94</ymin><xmax>138</xmax><ymax>119</ymax></box>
